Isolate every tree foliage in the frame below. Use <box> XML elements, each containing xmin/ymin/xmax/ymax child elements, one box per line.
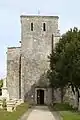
<box><xmin>47</xmin><ymin>27</ymin><xmax>80</xmax><ymax>103</ymax></box>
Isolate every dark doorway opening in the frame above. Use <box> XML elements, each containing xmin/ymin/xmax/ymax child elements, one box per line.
<box><xmin>37</xmin><ymin>89</ymin><xmax>44</xmax><ymax>105</ymax></box>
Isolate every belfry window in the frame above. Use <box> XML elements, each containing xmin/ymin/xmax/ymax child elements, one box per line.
<box><xmin>31</xmin><ymin>23</ymin><xmax>33</xmax><ymax>31</ymax></box>
<box><xmin>43</xmin><ymin>23</ymin><xmax>46</xmax><ymax>31</ymax></box>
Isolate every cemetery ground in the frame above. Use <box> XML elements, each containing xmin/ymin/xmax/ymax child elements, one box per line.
<box><xmin>50</xmin><ymin>103</ymin><xmax>80</xmax><ymax>120</ymax></box>
<box><xmin>0</xmin><ymin>102</ymin><xmax>29</xmax><ymax>120</ymax></box>
<box><xmin>0</xmin><ymin>102</ymin><xmax>80</xmax><ymax>120</ymax></box>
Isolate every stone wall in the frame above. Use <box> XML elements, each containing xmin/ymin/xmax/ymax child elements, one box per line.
<box><xmin>20</xmin><ymin>15</ymin><xmax>60</xmax><ymax>101</ymax></box>
<box><xmin>46</xmin><ymin>88</ymin><xmax>52</xmax><ymax>104</ymax></box>
<box><xmin>54</xmin><ymin>89</ymin><xmax>61</xmax><ymax>103</ymax></box>
<box><xmin>6</xmin><ymin>15</ymin><xmax>60</xmax><ymax>103</ymax></box>
<box><xmin>7</xmin><ymin>47</ymin><xmax>21</xmax><ymax>99</ymax></box>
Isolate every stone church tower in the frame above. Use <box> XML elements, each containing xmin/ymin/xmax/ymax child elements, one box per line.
<box><xmin>6</xmin><ymin>15</ymin><xmax>60</xmax><ymax>105</ymax></box>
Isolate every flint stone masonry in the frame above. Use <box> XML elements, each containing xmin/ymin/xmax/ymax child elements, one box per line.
<box><xmin>7</xmin><ymin>47</ymin><xmax>21</xmax><ymax>99</ymax></box>
<box><xmin>7</xmin><ymin>15</ymin><xmax>60</xmax><ymax>104</ymax></box>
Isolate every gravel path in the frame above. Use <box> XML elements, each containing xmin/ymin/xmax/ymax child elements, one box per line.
<box><xmin>27</xmin><ymin>106</ymin><xmax>56</xmax><ymax>120</ymax></box>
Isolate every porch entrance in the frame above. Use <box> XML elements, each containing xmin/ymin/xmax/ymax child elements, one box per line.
<box><xmin>37</xmin><ymin>89</ymin><xmax>44</xmax><ymax>105</ymax></box>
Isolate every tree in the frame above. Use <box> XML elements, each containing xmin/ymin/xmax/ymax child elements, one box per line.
<box><xmin>47</xmin><ymin>27</ymin><xmax>80</xmax><ymax>104</ymax></box>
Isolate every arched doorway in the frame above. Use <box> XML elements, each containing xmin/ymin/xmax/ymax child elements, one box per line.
<box><xmin>37</xmin><ymin>89</ymin><xmax>44</xmax><ymax>105</ymax></box>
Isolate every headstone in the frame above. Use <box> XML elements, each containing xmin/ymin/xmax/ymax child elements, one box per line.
<box><xmin>2</xmin><ymin>78</ymin><xmax>9</xmax><ymax>101</ymax></box>
<box><xmin>7</xmin><ymin>100</ymin><xmax>16</xmax><ymax>112</ymax></box>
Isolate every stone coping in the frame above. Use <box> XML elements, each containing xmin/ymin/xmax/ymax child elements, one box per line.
<box><xmin>20</xmin><ymin>15</ymin><xmax>59</xmax><ymax>18</ymax></box>
<box><xmin>8</xmin><ymin>47</ymin><xmax>21</xmax><ymax>49</ymax></box>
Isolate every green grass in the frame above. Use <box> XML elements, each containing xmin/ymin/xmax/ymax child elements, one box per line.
<box><xmin>51</xmin><ymin>103</ymin><xmax>80</xmax><ymax>120</ymax></box>
<box><xmin>61</xmin><ymin>111</ymin><xmax>80</xmax><ymax>120</ymax></box>
<box><xmin>53</xmin><ymin>103</ymin><xmax>74</xmax><ymax>111</ymax></box>
<box><xmin>0</xmin><ymin>102</ymin><xmax>29</xmax><ymax>120</ymax></box>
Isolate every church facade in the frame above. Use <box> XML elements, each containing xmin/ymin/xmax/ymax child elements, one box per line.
<box><xmin>6</xmin><ymin>15</ymin><xmax>60</xmax><ymax>105</ymax></box>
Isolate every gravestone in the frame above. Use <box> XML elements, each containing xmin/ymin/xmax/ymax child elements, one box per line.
<box><xmin>2</xmin><ymin>78</ymin><xmax>9</xmax><ymax>100</ymax></box>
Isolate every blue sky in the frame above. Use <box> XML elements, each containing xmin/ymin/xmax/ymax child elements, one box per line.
<box><xmin>0</xmin><ymin>0</ymin><xmax>80</xmax><ymax>79</ymax></box>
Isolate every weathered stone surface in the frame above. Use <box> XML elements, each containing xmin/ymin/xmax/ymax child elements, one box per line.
<box><xmin>2</xmin><ymin>78</ymin><xmax>9</xmax><ymax>101</ymax></box>
<box><xmin>20</xmin><ymin>16</ymin><xmax>60</xmax><ymax>103</ymax></box>
<box><xmin>78</xmin><ymin>98</ymin><xmax>80</xmax><ymax>111</ymax></box>
<box><xmin>7</xmin><ymin>15</ymin><xmax>60</xmax><ymax>104</ymax></box>
<box><xmin>54</xmin><ymin>89</ymin><xmax>61</xmax><ymax>103</ymax></box>
<box><xmin>7</xmin><ymin>47</ymin><xmax>21</xmax><ymax>99</ymax></box>
<box><xmin>7</xmin><ymin>100</ymin><xmax>16</xmax><ymax>112</ymax></box>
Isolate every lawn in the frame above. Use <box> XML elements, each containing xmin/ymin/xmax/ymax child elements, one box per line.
<box><xmin>61</xmin><ymin>111</ymin><xmax>80</xmax><ymax>120</ymax></box>
<box><xmin>53</xmin><ymin>102</ymin><xmax>73</xmax><ymax>111</ymax></box>
<box><xmin>0</xmin><ymin>102</ymin><xmax>29</xmax><ymax>120</ymax></box>
<box><xmin>52</xmin><ymin>103</ymin><xmax>80</xmax><ymax>120</ymax></box>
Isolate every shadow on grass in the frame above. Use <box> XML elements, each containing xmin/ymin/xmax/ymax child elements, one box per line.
<box><xmin>48</xmin><ymin>103</ymin><xmax>80</xmax><ymax>120</ymax></box>
<box><xmin>49</xmin><ymin>103</ymin><xmax>77</xmax><ymax>112</ymax></box>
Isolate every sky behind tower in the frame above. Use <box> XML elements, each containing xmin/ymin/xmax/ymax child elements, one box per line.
<box><xmin>0</xmin><ymin>0</ymin><xmax>80</xmax><ymax>78</ymax></box>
